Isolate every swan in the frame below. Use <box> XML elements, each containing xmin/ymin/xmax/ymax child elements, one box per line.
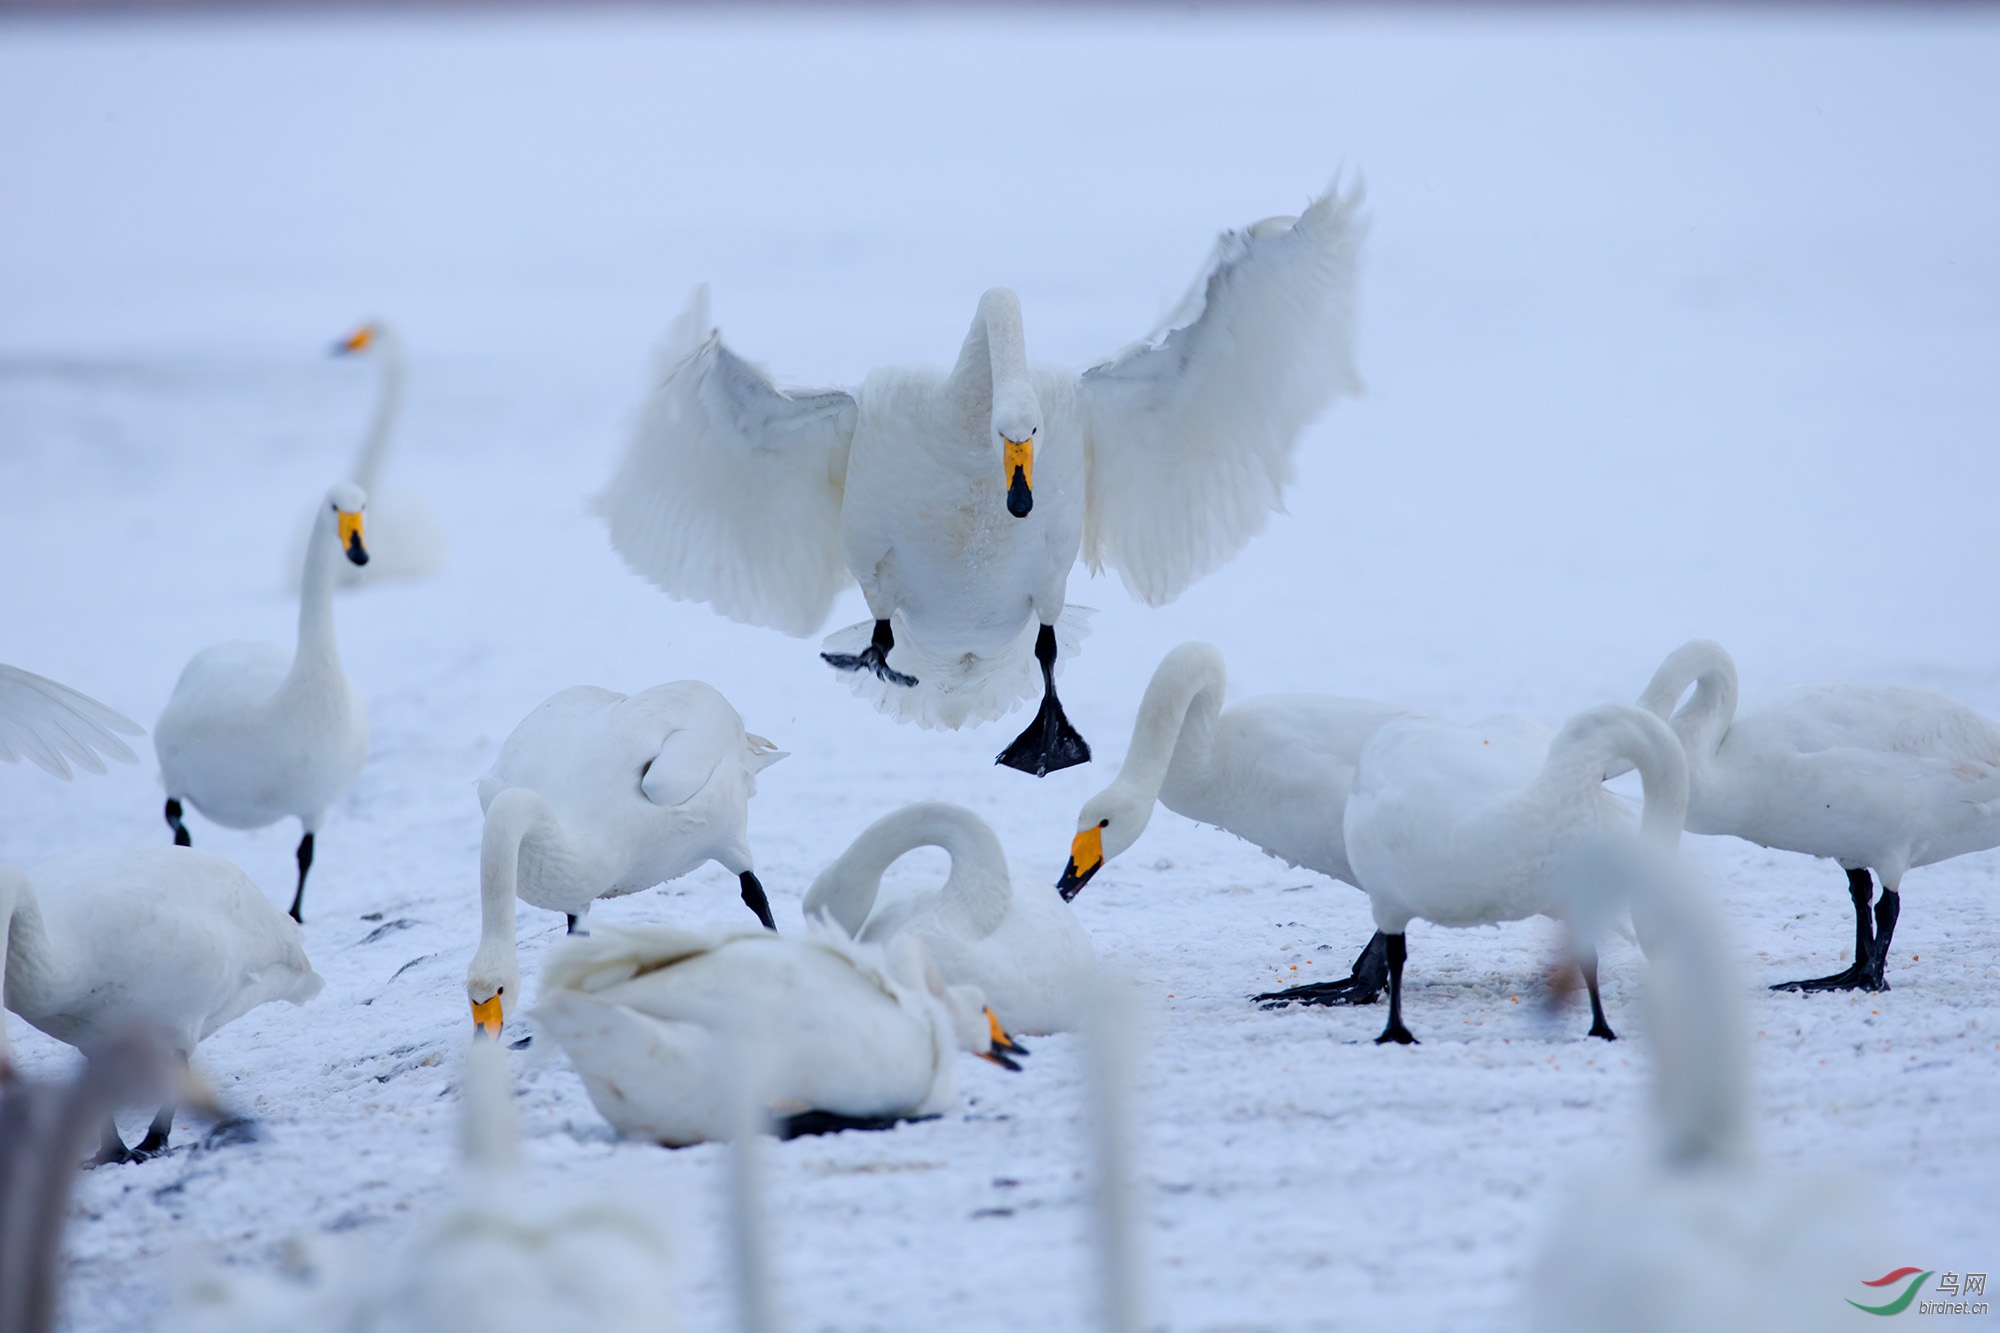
<box><xmin>1527</xmin><ymin>839</ymin><xmax>1896</xmax><ymax>1332</ymax></box>
<box><xmin>1636</xmin><ymin>638</ymin><xmax>2000</xmax><ymax>993</ymax></box>
<box><xmin>0</xmin><ymin>663</ymin><xmax>143</xmax><ymax>780</ymax></box>
<box><xmin>803</xmin><ymin>801</ymin><xmax>1094</xmax><ymax>1035</ymax></box>
<box><xmin>1318</xmin><ymin>704</ymin><xmax>1688</xmax><ymax>1044</ymax></box>
<box><xmin>0</xmin><ymin>846</ymin><xmax>322</xmax><ymax>1163</ymax></box>
<box><xmin>529</xmin><ymin>922</ymin><xmax>1026</xmax><ymax>1147</ymax></box>
<box><xmin>1057</xmin><ymin>642</ymin><xmax>1427</xmax><ymax>1004</ymax></box>
<box><xmin>596</xmin><ymin>181</ymin><xmax>1365</xmax><ymax>777</ymax></box>
<box><xmin>157</xmin><ymin>483</ymin><xmax>371</xmax><ymax>923</ymax></box>
<box><xmin>466</xmin><ymin>681</ymin><xmax>786</xmax><ymax>1037</ymax></box>
<box><xmin>167</xmin><ymin>1041</ymin><xmax>678</xmax><ymax>1333</ymax></box>
<box><xmin>285</xmin><ymin>322</ymin><xmax>446</xmax><ymax>589</ymax></box>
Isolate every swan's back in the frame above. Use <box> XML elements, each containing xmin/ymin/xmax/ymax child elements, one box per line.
<box><xmin>1732</xmin><ymin>681</ymin><xmax>2000</xmax><ymax>770</ymax></box>
<box><xmin>158</xmin><ymin>641</ymin><xmax>289</xmax><ymax>727</ymax></box>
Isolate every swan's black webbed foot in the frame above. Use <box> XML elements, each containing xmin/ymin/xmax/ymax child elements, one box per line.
<box><xmin>1254</xmin><ymin>932</ymin><xmax>1390</xmax><ymax>1008</ymax></box>
<box><xmin>91</xmin><ymin>1121</ymin><xmax>139</xmax><ymax>1167</ymax></box>
<box><xmin>1374</xmin><ymin>933</ymin><xmax>1419</xmax><ymax>1046</ymax></box>
<box><xmin>1375</xmin><ymin>1019</ymin><xmax>1419</xmax><ymax>1046</ymax></box>
<box><xmin>777</xmin><ymin>1109</ymin><xmax>939</xmax><ymax>1140</ymax></box>
<box><xmin>995</xmin><ymin>623</ymin><xmax>1091</xmax><ymax>777</ymax></box>
<box><xmin>165</xmin><ymin>798</ymin><xmax>191</xmax><ymax>847</ymax></box>
<box><xmin>739</xmin><ymin>871</ymin><xmax>777</xmax><ymax>931</ymax></box>
<box><xmin>130</xmin><ymin>1105</ymin><xmax>176</xmax><ymax>1159</ymax></box>
<box><xmin>1774</xmin><ymin>962</ymin><xmax>1881</xmax><ymax>993</ymax></box>
<box><xmin>1773</xmin><ymin>869</ymin><xmax>1892</xmax><ymax>993</ymax></box>
<box><xmin>822</xmin><ymin>619</ymin><xmax>918</xmax><ymax>688</ymax></box>
<box><xmin>287</xmin><ymin>831</ymin><xmax>314</xmax><ymax>924</ymax></box>
<box><xmin>200</xmin><ymin>1116</ymin><xmax>261</xmax><ymax>1151</ymax></box>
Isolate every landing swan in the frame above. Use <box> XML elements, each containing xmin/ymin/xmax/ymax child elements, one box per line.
<box><xmin>530</xmin><ymin>922</ymin><xmax>1025</xmax><ymax>1147</ymax></box>
<box><xmin>1636</xmin><ymin>639</ymin><xmax>2000</xmax><ymax>993</ymax></box>
<box><xmin>0</xmin><ymin>663</ymin><xmax>143</xmax><ymax>780</ymax></box>
<box><xmin>1057</xmin><ymin>642</ymin><xmax>1426</xmax><ymax>1004</ymax></box>
<box><xmin>1528</xmin><ymin>840</ymin><xmax>1895</xmax><ymax>1332</ymax></box>
<box><xmin>0</xmin><ymin>846</ymin><xmax>322</xmax><ymax>1162</ymax></box>
<box><xmin>1324</xmin><ymin>704</ymin><xmax>1688</xmax><ymax>1044</ymax></box>
<box><xmin>158</xmin><ymin>483</ymin><xmax>370</xmax><ymax>923</ymax></box>
<box><xmin>804</xmin><ymin>801</ymin><xmax>1094</xmax><ymax>1035</ymax></box>
<box><xmin>286</xmin><ymin>322</ymin><xmax>446</xmax><ymax>589</ymax></box>
<box><xmin>466</xmin><ymin>681</ymin><xmax>785</xmax><ymax>1037</ymax></box>
<box><xmin>168</xmin><ymin>1041</ymin><xmax>678</xmax><ymax>1333</ymax></box>
<box><xmin>597</xmin><ymin>181</ymin><xmax>1365</xmax><ymax>777</ymax></box>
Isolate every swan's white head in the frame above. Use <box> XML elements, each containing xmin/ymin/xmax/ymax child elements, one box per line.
<box><xmin>323</xmin><ymin>482</ymin><xmax>370</xmax><ymax>568</ymax></box>
<box><xmin>995</xmin><ymin>395</ymin><xmax>1041</xmax><ymax>521</ymax></box>
<box><xmin>466</xmin><ymin>940</ymin><xmax>520</xmax><ymax>1040</ymax></box>
<box><xmin>969</xmin><ymin>287</ymin><xmax>1041</xmax><ymax>520</ymax></box>
<box><xmin>887</xmin><ymin>935</ymin><xmax>1028</xmax><ymax>1071</ymax></box>
<box><xmin>1057</xmin><ymin>782</ymin><xmax>1155</xmax><ymax>901</ymax></box>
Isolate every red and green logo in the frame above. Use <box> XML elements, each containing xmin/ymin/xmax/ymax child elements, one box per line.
<box><xmin>1849</xmin><ymin>1268</ymin><xmax>1933</xmax><ymax>1316</ymax></box>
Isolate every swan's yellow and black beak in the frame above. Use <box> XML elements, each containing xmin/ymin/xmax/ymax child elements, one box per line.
<box><xmin>337</xmin><ymin>508</ymin><xmax>370</xmax><ymax>567</ymax></box>
<box><xmin>979</xmin><ymin>1008</ymin><xmax>1028</xmax><ymax>1071</ymax></box>
<box><xmin>471</xmin><ymin>994</ymin><xmax>504</xmax><ymax>1039</ymax></box>
<box><xmin>332</xmin><ymin>325</ymin><xmax>375</xmax><ymax>357</ymax></box>
<box><xmin>1003</xmin><ymin>436</ymin><xmax>1033</xmax><ymax>518</ymax></box>
<box><xmin>1057</xmin><ymin>825</ymin><xmax>1104</xmax><ymax>901</ymax></box>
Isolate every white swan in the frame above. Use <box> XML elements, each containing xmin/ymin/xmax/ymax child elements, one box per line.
<box><xmin>0</xmin><ymin>663</ymin><xmax>143</xmax><ymax>780</ymax></box>
<box><xmin>157</xmin><ymin>483</ymin><xmax>371</xmax><ymax>923</ymax></box>
<box><xmin>804</xmin><ymin>802</ymin><xmax>1094</xmax><ymax>1035</ymax></box>
<box><xmin>286</xmin><ymin>322</ymin><xmax>446</xmax><ymax>590</ymax></box>
<box><xmin>597</xmin><ymin>181</ymin><xmax>1365</xmax><ymax>776</ymax></box>
<box><xmin>466</xmin><ymin>681</ymin><xmax>785</xmax><ymax>1037</ymax></box>
<box><xmin>1637</xmin><ymin>638</ymin><xmax>2000</xmax><ymax>993</ymax></box>
<box><xmin>1324</xmin><ymin>704</ymin><xmax>1688</xmax><ymax>1044</ymax></box>
<box><xmin>1058</xmin><ymin>642</ymin><xmax>1427</xmax><ymax>1003</ymax></box>
<box><xmin>529</xmin><ymin>922</ymin><xmax>1025</xmax><ymax>1147</ymax></box>
<box><xmin>0</xmin><ymin>846</ymin><xmax>322</xmax><ymax>1162</ymax></box>
<box><xmin>1528</xmin><ymin>839</ymin><xmax>1896</xmax><ymax>1332</ymax></box>
<box><xmin>168</xmin><ymin>1041</ymin><xmax>678</xmax><ymax>1333</ymax></box>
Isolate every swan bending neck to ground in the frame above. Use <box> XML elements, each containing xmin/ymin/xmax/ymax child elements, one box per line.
<box><xmin>805</xmin><ymin>801</ymin><xmax>1095</xmax><ymax>1034</ymax></box>
<box><xmin>0</xmin><ymin>663</ymin><xmax>143</xmax><ymax>780</ymax></box>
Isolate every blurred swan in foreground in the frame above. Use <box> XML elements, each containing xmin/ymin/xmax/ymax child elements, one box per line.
<box><xmin>0</xmin><ymin>662</ymin><xmax>143</xmax><ymax>780</ymax></box>
<box><xmin>1635</xmin><ymin>638</ymin><xmax>2000</xmax><ymax>993</ymax></box>
<box><xmin>467</xmin><ymin>681</ymin><xmax>785</xmax><ymax>1038</ymax></box>
<box><xmin>805</xmin><ymin>801</ymin><xmax>1094</xmax><ymax>1034</ymax></box>
<box><xmin>1528</xmin><ymin>840</ymin><xmax>1897</xmax><ymax>1332</ymax></box>
<box><xmin>598</xmin><ymin>180</ymin><xmax>1365</xmax><ymax>776</ymax></box>
<box><xmin>1058</xmin><ymin>641</ymin><xmax>1425</xmax><ymax>1005</ymax></box>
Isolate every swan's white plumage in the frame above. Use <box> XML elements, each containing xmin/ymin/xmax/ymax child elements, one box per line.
<box><xmin>530</xmin><ymin>922</ymin><xmax>995</xmax><ymax>1147</ymax></box>
<box><xmin>803</xmin><ymin>802</ymin><xmax>1095</xmax><ymax>1034</ymax></box>
<box><xmin>0</xmin><ymin>662</ymin><xmax>143</xmax><ymax>780</ymax></box>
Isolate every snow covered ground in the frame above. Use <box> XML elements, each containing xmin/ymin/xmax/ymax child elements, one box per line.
<box><xmin>3</xmin><ymin>7</ymin><xmax>1997</xmax><ymax>1330</ymax></box>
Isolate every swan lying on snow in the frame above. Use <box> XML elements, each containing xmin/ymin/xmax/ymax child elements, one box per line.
<box><xmin>0</xmin><ymin>662</ymin><xmax>143</xmax><ymax>780</ymax></box>
<box><xmin>1306</xmin><ymin>704</ymin><xmax>1687</xmax><ymax>1045</ymax></box>
<box><xmin>1058</xmin><ymin>642</ymin><xmax>1426</xmax><ymax>1004</ymax></box>
<box><xmin>158</xmin><ymin>483</ymin><xmax>371</xmax><ymax>923</ymax></box>
<box><xmin>804</xmin><ymin>802</ymin><xmax>1094</xmax><ymax>1035</ymax></box>
<box><xmin>467</xmin><ymin>681</ymin><xmax>785</xmax><ymax>1037</ymax></box>
<box><xmin>597</xmin><ymin>181</ymin><xmax>1365</xmax><ymax>777</ymax></box>
<box><xmin>0</xmin><ymin>847</ymin><xmax>321</xmax><ymax>1163</ymax></box>
<box><xmin>1528</xmin><ymin>839</ymin><xmax>1896</xmax><ymax>1333</ymax></box>
<box><xmin>1636</xmin><ymin>639</ymin><xmax>2000</xmax><ymax>993</ymax></box>
<box><xmin>530</xmin><ymin>923</ymin><xmax>1025</xmax><ymax>1147</ymax></box>
<box><xmin>168</xmin><ymin>1041</ymin><xmax>678</xmax><ymax>1333</ymax></box>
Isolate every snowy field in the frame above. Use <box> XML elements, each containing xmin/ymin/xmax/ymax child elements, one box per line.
<box><xmin>4</xmin><ymin>7</ymin><xmax>1999</xmax><ymax>1330</ymax></box>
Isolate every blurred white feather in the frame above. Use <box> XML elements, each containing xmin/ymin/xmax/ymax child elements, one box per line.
<box><xmin>0</xmin><ymin>662</ymin><xmax>142</xmax><ymax>780</ymax></box>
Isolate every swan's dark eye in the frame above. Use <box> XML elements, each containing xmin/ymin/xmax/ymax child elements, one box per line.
<box><xmin>1098</xmin><ymin>818</ymin><xmax>1109</xmax><ymax>828</ymax></box>
<box><xmin>496</xmin><ymin>986</ymin><xmax>504</xmax><ymax>995</ymax></box>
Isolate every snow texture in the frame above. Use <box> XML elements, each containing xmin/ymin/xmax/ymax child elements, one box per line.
<box><xmin>1</xmin><ymin>7</ymin><xmax>1996</xmax><ymax>1331</ymax></box>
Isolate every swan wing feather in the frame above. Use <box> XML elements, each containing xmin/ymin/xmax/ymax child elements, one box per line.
<box><xmin>1077</xmin><ymin>180</ymin><xmax>1366</xmax><ymax>605</ymax></box>
<box><xmin>596</xmin><ymin>311</ymin><xmax>858</xmax><ymax>637</ymax></box>
<box><xmin>0</xmin><ymin>662</ymin><xmax>143</xmax><ymax>779</ymax></box>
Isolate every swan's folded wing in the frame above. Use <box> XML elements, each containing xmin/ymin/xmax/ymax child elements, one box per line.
<box><xmin>596</xmin><ymin>323</ymin><xmax>858</xmax><ymax>638</ymax></box>
<box><xmin>0</xmin><ymin>663</ymin><xmax>144</xmax><ymax>779</ymax></box>
<box><xmin>1076</xmin><ymin>181</ymin><xmax>1366</xmax><ymax>606</ymax></box>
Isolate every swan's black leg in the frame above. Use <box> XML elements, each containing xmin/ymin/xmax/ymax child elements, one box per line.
<box><xmin>132</xmin><ymin>1105</ymin><xmax>175</xmax><ymax>1159</ymax></box>
<box><xmin>1866</xmin><ymin>888</ymin><xmax>1901</xmax><ymax>991</ymax></box>
<box><xmin>1254</xmin><ymin>931</ymin><xmax>1389</xmax><ymax>1007</ymax></box>
<box><xmin>565</xmin><ymin>914</ymin><xmax>582</xmax><ymax>935</ymax></box>
<box><xmin>91</xmin><ymin>1120</ymin><xmax>137</xmax><ymax>1167</ymax></box>
<box><xmin>821</xmin><ymin>619</ymin><xmax>918</xmax><ymax>688</ymax></box>
<box><xmin>739</xmin><ymin>871</ymin><xmax>777</xmax><ymax>931</ymax></box>
<box><xmin>286</xmin><ymin>832</ymin><xmax>314</xmax><ymax>924</ymax></box>
<box><xmin>165</xmin><ymin>798</ymin><xmax>191</xmax><ymax>847</ymax></box>
<box><xmin>1580</xmin><ymin>948</ymin><xmax>1617</xmax><ymax>1040</ymax></box>
<box><xmin>1375</xmin><ymin>933</ymin><xmax>1418</xmax><ymax>1045</ymax></box>
<box><xmin>995</xmin><ymin>623</ymin><xmax>1091</xmax><ymax>777</ymax></box>
<box><xmin>1773</xmin><ymin>867</ymin><xmax>1878</xmax><ymax>992</ymax></box>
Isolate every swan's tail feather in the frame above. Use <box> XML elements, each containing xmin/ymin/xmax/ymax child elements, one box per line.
<box><xmin>820</xmin><ymin>606</ymin><xmax>1094</xmax><ymax>731</ymax></box>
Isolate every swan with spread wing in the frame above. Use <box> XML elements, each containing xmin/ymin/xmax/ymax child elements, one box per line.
<box><xmin>597</xmin><ymin>182</ymin><xmax>1365</xmax><ymax>777</ymax></box>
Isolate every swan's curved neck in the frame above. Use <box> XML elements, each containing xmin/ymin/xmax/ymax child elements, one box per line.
<box><xmin>288</xmin><ymin>503</ymin><xmax>345</xmax><ymax>687</ymax></box>
<box><xmin>351</xmin><ymin>331</ymin><xmax>404</xmax><ymax>497</ymax></box>
<box><xmin>1638</xmin><ymin>641</ymin><xmax>1736</xmax><ymax>767</ymax></box>
<box><xmin>948</xmin><ymin>289</ymin><xmax>1033</xmax><ymax>434</ymax></box>
<box><xmin>1113</xmin><ymin>644</ymin><xmax>1227</xmax><ymax>808</ymax></box>
<box><xmin>0</xmin><ymin>866</ymin><xmax>60</xmax><ymax>1066</ymax></box>
<box><xmin>808</xmin><ymin>804</ymin><xmax>1010</xmax><ymax>939</ymax></box>
<box><xmin>1540</xmin><ymin>705</ymin><xmax>1689</xmax><ymax>846</ymax></box>
<box><xmin>477</xmin><ymin>788</ymin><xmax>566</xmax><ymax>965</ymax></box>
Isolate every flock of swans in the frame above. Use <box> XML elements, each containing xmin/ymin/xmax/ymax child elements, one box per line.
<box><xmin>1</xmin><ymin>175</ymin><xmax>1989</xmax><ymax>1329</ymax></box>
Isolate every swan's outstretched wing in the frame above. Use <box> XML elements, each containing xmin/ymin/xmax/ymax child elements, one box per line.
<box><xmin>597</xmin><ymin>296</ymin><xmax>858</xmax><ymax>638</ymax></box>
<box><xmin>0</xmin><ymin>663</ymin><xmax>143</xmax><ymax>780</ymax></box>
<box><xmin>1076</xmin><ymin>181</ymin><xmax>1366</xmax><ymax>606</ymax></box>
